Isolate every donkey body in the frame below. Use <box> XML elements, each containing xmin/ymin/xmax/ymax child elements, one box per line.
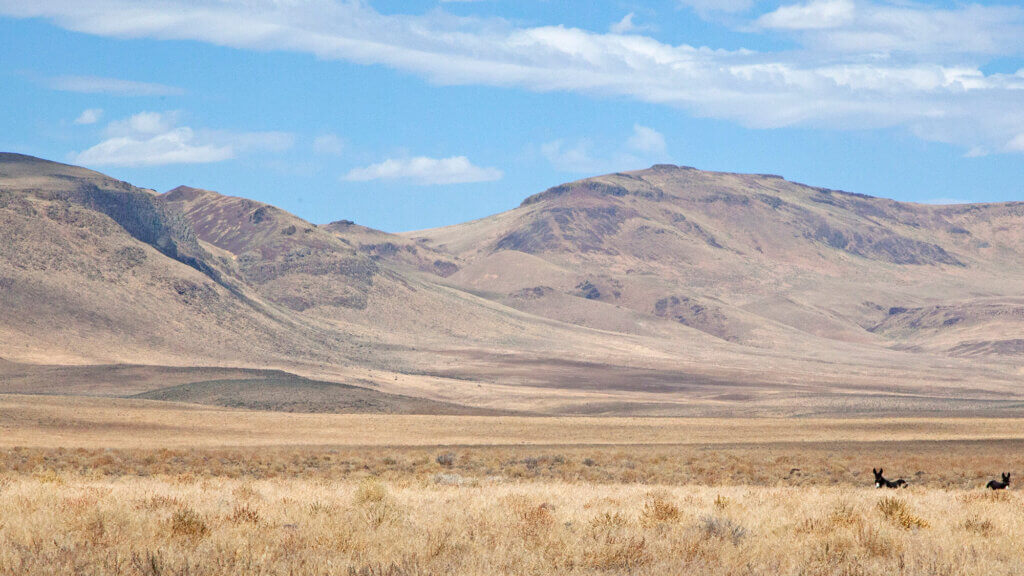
<box><xmin>986</xmin><ymin>473</ymin><xmax>1011</xmax><ymax>490</ymax></box>
<box><xmin>873</xmin><ymin>468</ymin><xmax>907</xmax><ymax>489</ymax></box>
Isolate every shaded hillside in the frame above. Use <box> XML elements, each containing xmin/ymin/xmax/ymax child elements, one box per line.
<box><xmin>161</xmin><ymin>186</ymin><xmax>377</xmax><ymax>311</ymax></box>
<box><xmin>323</xmin><ymin>219</ymin><xmax>460</xmax><ymax>277</ymax></box>
<box><xmin>0</xmin><ymin>153</ymin><xmax>313</xmax><ymax>367</ymax></box>
<box><xmin>0</xmin><ymin>359</ymin><xmax>497</xmax><ymax>414</ymax></box>
<box><xmin>131</xmin><ymin>370</ymin><xmax>507</xmax><ymax>415</ymax></box>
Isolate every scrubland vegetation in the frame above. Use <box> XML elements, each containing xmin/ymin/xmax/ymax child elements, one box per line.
<box><xmin>1</xmin><ymin>471</ymin><xmax>1023</xmax><ymax>575</ymax></box>
<box><xmin>2</xmin><ymin>397</ymin><xmax>1024</xmax><ymax>574</ymax></box>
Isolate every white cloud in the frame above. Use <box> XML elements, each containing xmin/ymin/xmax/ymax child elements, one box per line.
<box><xmin>1007</xmin><ymin>134</ymin><xmax>1024</xmax><ymax>153</ymax></box>
<box><xmin>48</xmin><ymin>75</ymin><xmax>182</xmax><ymax>96</ymax></box>
<box><xmin>543</xmin><ymin>125</ymin><xmax>669</xmax><ymax>173</ymax></box>
<box><xmin>756</xmin><ymin>0</ymin><xmax>854</xmax><ymax>30</ymax></box>
<box><xmin>757</xmin><ymin>1</ymin><xmax>1024</xmax><ymax>55</ymax></box>
<box><xmin>541</xmin><ymin>140</ymin><xmax>600</xmax><ymax>173</ymax></box>
<box><xmin>75</xmin><ymin>128</ymin><xmax>233</xmax><ymax>167</ymax></box>
<box><xmin>344</xmin><ymin>156</ymin><xmax>502</xmax><ymax>185</ymax></box>
<box><xmin>74</xmin><ymin>111</ymin><xmax>292</xmax><ymax>167</ymax></box>
<box><xmin>106</xmin><ymin>110</ymin><xmax>178</xmax><ymax>137</ymax></box>
<box><xmin>627</xmin><ymin>124</ymin><xmax>667</xmax><ymax>155</ymax></box>
<box><xmin>6</xmin><ymin>0</ymin><xmax>1024</xmax><ymax>154</ymax></box>
<box><xmin>73</xmin><ymin>108</ymin><xmax>103</xmax><ymax>125</ymax></box>
<box><xmin>610</xmin><ymin>13</ymin><xmax>640</xmax><ymax>35</ymax></box>
<box><xmin>313</xmin><ymin>134</ymin><xmax>345</xmax><ymax>156</ymax></box>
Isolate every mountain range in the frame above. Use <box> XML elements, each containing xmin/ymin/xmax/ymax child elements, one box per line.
<box><xmin>2</xmin><ymin>152</ymin><xmax>1023</xmax><ymax>416</ymax></box>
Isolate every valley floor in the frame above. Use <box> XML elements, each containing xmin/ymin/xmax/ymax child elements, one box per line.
<box><xmin>2</xmin><ymin>395</ymin><xmax>1023</xmax><ymax>575</ymax></box>
<box><xmin>2</xmin><ymin>474</ymin><xmax>1022</xmax><ymax>575</ymax></box>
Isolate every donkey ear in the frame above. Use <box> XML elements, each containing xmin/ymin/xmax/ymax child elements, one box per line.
<box><xmin>872</xmin><ymin>468</ymin><xmax>877</xmax><ymax>474</ymax></box>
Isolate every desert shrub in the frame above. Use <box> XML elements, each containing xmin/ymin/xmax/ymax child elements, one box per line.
<box><xmin>425</xmin><ymin>526</ymin><xmax>464</xmax><ymax>561</ymax></box>
<box><xmin>309</xmin><ymin>500</ymin><xmax>335</xmax><ymax>515</ymax></box>
<box><xmin>713</xmin><ymin>494</ymin><xmax>730</xmax><ymax>510</ymax></box>
<box><xmin>960</xmin><ymin>516</ymin><xmax>994</xmax><ymax>536</ymax></box>
<box><xmin>877</xmin><ymin>497</ymin><xmax>929</xmax><ymax>530</ymax></box>
<box><xmin>131</xmin><ymin>551</ymin><xmax>167</xmax><ymax>576</ymax></box>
<box><xmin>228</xmin><ymin>504</ymin><xmax>261</xmax><ymax>524</ymax></box>
<box><xmin>796</xmin><ymin>503</ymin><xmax>861</xmax><ymax>535</ymax></box>
<box><xmin>435</xmin><ymin>452</ymin><xmax>456</xmax><ymax>468</ymax></box>
<box><xmin>354</xmin><ymin>478</ymin><xmax>400</xmax><ymax>527</ymax></box>
<box><xmin>586</xmin><ymin>536</ymin><xmax>649</xmax><ymax>570</ymax></box>
<box><xmin>641</xmin><ymin>492</ymin><xmax>681</xmax><ymax>526</ymax></box>
<box><xmin>506</xmin><ymin>495</ymin><xmax>555</xmax><ymax>542</ymax></box>
<box><xmin>170</xmin><ymin>507</ymin><xmax>209</xmax><ymax>539</ymax></box>
<box><xmin>134</xmin><ymin>494</ymin><xmax>182</xmax><ymax>511</ymax></box>
<box><xmin>354</xmin><ymin>478</ymin><xmax>388</xmax><ymax>505</ymax></box>
<box><xmin>828</xmin><ymin>503</ymin><xmax>861</xmax><ymax>527</ymax></box>
<box><xmin>857</xmin><ymin>524</ymin><xmax>901</xmax><ymax>558</ymax></box>
<box><xmin>700</xmin><ymin>515</ymin><xmax>747</xmax><ymax>544</ymax></box>
<box><xmin>33</xmin><ymin>469</ymin><xmax>62</xmax><ymax>484</ymax></box>
<box><xmin>590</xmin><ymin>511</ymin><xmax>630</xmax><ymax>532</ymax></box>
<box><xmin>79</xmin><ymin>510</ymin><xmax>108</xmax><ymax>545</ymax></box>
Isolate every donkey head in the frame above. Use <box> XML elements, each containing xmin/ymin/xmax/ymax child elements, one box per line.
<box><xmin>1003</xmin><ymin>472</ymin><xmax>1011</xmax><ymax>485</ymax></box>
<box><xmin>873</xmin><ymin>468</ymin><xmax>884</xmax><ymax>487</ymax></box>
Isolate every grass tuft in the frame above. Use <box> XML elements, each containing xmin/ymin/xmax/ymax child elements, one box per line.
<box><xmin>641</xmin><ymin>492</ymin><xmax>681</xmax><ymax>526</ymax></box>
<box><xmin>877</xmin><ymin>496</ymin><xmax>929</xmax><ymax>530</ymax></box>
<box><xmin>170</xmin><ymin>507</ymin><xmax>209</xmax><ymax>539</ymax></box>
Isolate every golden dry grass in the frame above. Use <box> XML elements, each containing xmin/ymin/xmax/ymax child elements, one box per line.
<box><xmin>2</xmin><ymin>475</ymin><xmax>1024</xmax><ymax>575</ymax></box>
<box><xmin>3</xmin><ymin>394</ymin><xmax>1024</xmax><ymax>574</ymax></box>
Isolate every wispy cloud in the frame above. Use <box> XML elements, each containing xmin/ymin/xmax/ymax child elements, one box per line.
<box><xmin>755</xmin><ymin>0</ymin><xmax>1024</xmax><ymax>55</ymax></box>
<box><xmin>755</xmin><ymin>0</ymin><xmax>854</xmax><ymax>30</ymax></box>
<box><xmin>74</xmin><ymin>108</ymin><xmax>103</xmax><ymax>125</ymax></box>
<box><xmin>542</xmin><ymin>125</ymin><xmax>670</xmax><ymax>174</ymax></box>
<box><xmin>48</xmin><ymin>75</ymin><xmax>183</xmax><ymax>96</ymax></box>
<box><xmin>344</xmin><ymin>156</ymin><xmax>502</xmax><ymax>185</ymax></box>
<box><xmin>541</xmin><ymin>140</ymin><xmax>601</xmax><ymax>174</ymax></box>
<box><xmin>6</xmin><ymin>1</ymin><xmax>1024</xmax><ymax>154</ymax></box>
<box><xmin>74</xmin><ymin>111</ymin><xmax>292</xmax><ymax>167</ymax></box>
<box><xmin>627</xmin><ymin>124</ymin><xmax>667</xmax><ymax>155</ymax></box>
<box><xmin>609</xmin><ymin>13</ymin><xmax>644</xmax><ymax>35</ymax></box>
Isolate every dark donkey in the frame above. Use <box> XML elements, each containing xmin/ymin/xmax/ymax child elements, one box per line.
<box><xmin>986</xmin><ymin>473</ymin><xmax>1011</xmax><ymax>490</ymax></box>
<box><xmin>872</xmin><ymin>468</ymin><xmax>907</xmax><ymax>489</ymax></box>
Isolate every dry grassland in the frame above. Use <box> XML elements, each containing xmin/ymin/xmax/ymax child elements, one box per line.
<box><xmin>3</xmin><ymin>394</ymin><xmax>1024</xmax><ymax>449</ymax></box>
<box><xmin>2</xmin><ymin>395</ymin><xmax>1024</xmax><ymax>575</ymax></box>
<box><xmin>2</xmin><ymin>476</ymin><xmax>1023</xmax><ymax>575</ymax></box>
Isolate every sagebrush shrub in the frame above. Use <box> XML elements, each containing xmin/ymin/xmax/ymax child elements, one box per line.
<box><xmin>877</xmin><ymin>497</ymin><xmax>929</xmax><ymax>530</ymax></box>
<box><xmin>641</xmin><ymin>492</ymin><xmax>681</xmax><ymax>526</ymax></box>
<box><xmin>170</xmin><ymin>507</ymin><xmax>209</xmax><ymax>539</ymax></box>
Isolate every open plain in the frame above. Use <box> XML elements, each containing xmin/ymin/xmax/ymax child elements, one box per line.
<box><xmin>2</xmin><ymin>395</ymin><xmax>1024</xmax><ymax>575</ymax></box>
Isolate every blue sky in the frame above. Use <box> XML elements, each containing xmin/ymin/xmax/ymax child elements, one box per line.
<box><xmin>1</xmin><ymin>1</ymin><xmax>1023</xmax><ymax>232</ymax></box>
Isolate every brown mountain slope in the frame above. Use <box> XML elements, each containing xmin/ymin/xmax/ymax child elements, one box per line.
<box><xmin>4</xmin><ymin>154</ymin><xmax>1024</xmax><ymax>416</ymax></box>
<box><xmin>408</xmin><ymin>165</ymin><xmax>1024</xmax><ymax>358</ymax></box>
<box><xmin>160</xmin><ymin>185</ymin><xmax>378</xmax><ymax>312</ymax></box>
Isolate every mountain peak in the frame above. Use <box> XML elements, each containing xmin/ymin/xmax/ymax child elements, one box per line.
<box><xmin>163</xmin><ymin>185</ymin><xmax>216</xmax><ymax>202</ymax></box>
